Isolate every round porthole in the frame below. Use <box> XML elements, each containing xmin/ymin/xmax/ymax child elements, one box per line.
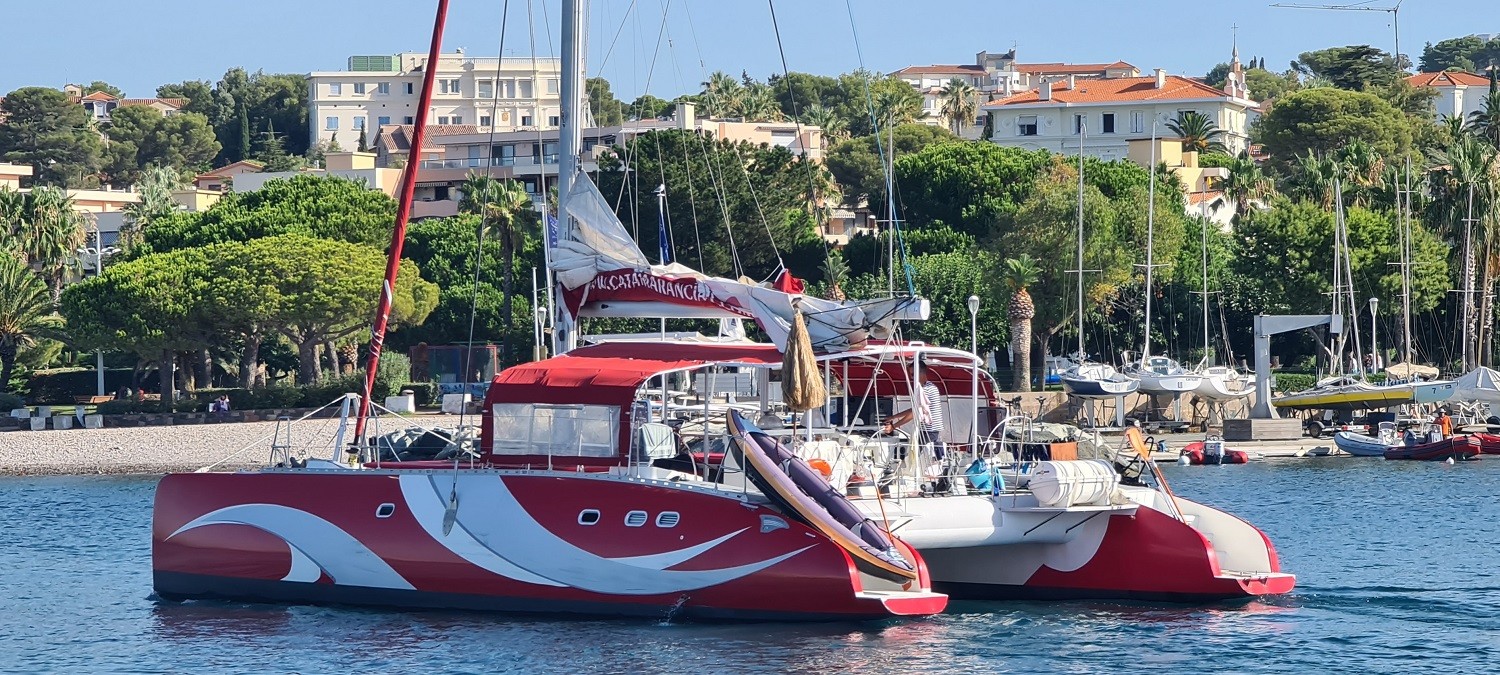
<box><xmin>578</xmin><ymin>509</ymin><xmax>601</xmax><ymax>525</ymax></box>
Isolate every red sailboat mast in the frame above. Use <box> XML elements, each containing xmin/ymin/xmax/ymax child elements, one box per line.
<box><xmin>354</xmin><ymin>0</ymin><xmax>450</xmax><ymax>445</ymax></box>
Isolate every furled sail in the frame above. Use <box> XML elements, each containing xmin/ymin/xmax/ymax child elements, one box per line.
<box><xmin>549</xmin><ymin>175</ymin><xmax>927</xmax><ymax>352</ymax></box>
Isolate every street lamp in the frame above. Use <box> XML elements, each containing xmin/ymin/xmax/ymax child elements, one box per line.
<box><xmin>967</xmin><ymin>294</ymin><xmax>980</xmax><ymax>452</ymax></box>
<box><xmin>1369</xmin><ymin>297</ymin><xmax>1379</xmax><ymax>374</ymax></box>
<box><xmin>76</xmin><ymin>221</ymin><xmax>117</xmax><ymax>398</ymax></box>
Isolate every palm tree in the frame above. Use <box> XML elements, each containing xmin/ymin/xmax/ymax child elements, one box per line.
<box><xmin>938</xmin><ymin>78</ymin><xmax>979</xmax><ymax>136</ymax></box>
<box><xmin>1468</xmin><ymin>90</ymin><xmax>1500</xmax><ymax>150</ymax></box>
<box><xmin>1429</xmin><ymin>134</ymin><xmax>1499</xmax><ymax>367</ymax></box>
<box><xmin>0</xmin><ymin>255</ymin><xmax>62</xmax><ymax>393</ymax></box>
<box><xmin>14</xmin><ymin>187</ymin><xmax>85</xmax><ymax>306</ymax></box>
<box><xmin>735</xmin><ymin>84</ymin><xmax>783</xmax><ymax>122</ymax></box>
<box><xmin>699</xmin><ymin>71</ymin><xmax>743</xmax><ymax>119</ymax></box>
<box><xmin>1166</xmin><ymin>111</ymin><xmax>1228</xmax><ymax>154</ymax></box>
<box><xmin>121</xmin><ymin>166</ymin><xmax>184</xmax><ymax>251</ymax></box>
<box><xmin>799</xmin><ymin>105</ymin><xmax>847</xmax><ymax>149</ymax></box>
<box><xmin>1004</xmin><ymin>254</ymin><xmax>1040</xmax><ymax>392</ymax></box>
<box><xmin>0</xmin><ymin>187</ymin><xmax>24</xmax><ymax>258</ymax></box>
<box><xmin>872</xmin><ymin>88</ymin><xmax>922</xmax><ymax>130</ymax></box>
<box><xmin>1293</xmin><ymin>150</ymin><xmax>1340</xmax><ymax>208</ymax></box>
<box><xmin>1220</xmin><ymin>153</ymin><xmax>1271</xmax><ymax>218</ymax></box>
<box><xmin>820</xmin><ymin>250</ymin><xmax>849</xmax><ymax>302</ymax></box>
<box><xmin>1335</xmin><ymin>139</ymin><xmax>1385</xmax><ymax>207</ymax></box>
<box><xmin>461</xmin><ymin>173</ymin><xmax>535</xmax><ymax>360</ymax></box>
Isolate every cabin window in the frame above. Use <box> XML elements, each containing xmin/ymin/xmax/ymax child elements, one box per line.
<box><xmin>578</xmin><ymin>509</ymin><xmax>601</xmax><ymax>525</ymax></box>
<box><xmin>491</xmin><ymin>403</ymin><xmax>620</xmax><ymax>457</ymax></box>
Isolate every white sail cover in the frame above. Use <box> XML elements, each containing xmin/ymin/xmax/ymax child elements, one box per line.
<box><xmin>1453</xmin><ymin>367</ymin><xmax>1500</xmax><ymax>404</ymax></box>
<box><xmin>549</xmin><ymin>175</ymin><xmax>926</xmax><ymax>353</ymax></box>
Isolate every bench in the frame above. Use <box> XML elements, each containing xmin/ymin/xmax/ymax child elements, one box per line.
<box><xmin>74</xmin><ymin>396</ymin><xmax>114</xmax><ymax>405</ymax></box>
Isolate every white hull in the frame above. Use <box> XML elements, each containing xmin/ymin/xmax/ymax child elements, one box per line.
<box><xmin>1137</xmin><ymin>373</ymin><xmax>1204</xmax><ymax>395</ymax></box>
<box><xmin>1193</xmin><ymin>368</ymin><xmax>1254</xmax><ymax>401</ymax></box>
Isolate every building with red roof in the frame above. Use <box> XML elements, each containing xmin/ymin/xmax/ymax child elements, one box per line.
<box><xmin>1406</xmin><ymin>71</ymin><xmax>1495</xmax><ymax>123</ymax></box>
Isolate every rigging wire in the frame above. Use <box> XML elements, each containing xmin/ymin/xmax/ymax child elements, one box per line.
<box><xmin>765</xmin><ymin>0</ymin><xmax>832</xmax><ymax>263</ymax></box>
<box><xmin>456</xmin><ymin>0</ymin><xmax>515</xmax><ymax>435</ymax></box>
<box><xmin>658</xmin><ymin>3</ymin><xmax>707</xmax><ymax>271</ymax></box>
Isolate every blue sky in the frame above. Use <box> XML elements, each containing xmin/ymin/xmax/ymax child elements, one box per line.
<box><xmin>0</xmin><ymin>1</ymin><xmax>1490</xmax><ymax>101</ymax></box>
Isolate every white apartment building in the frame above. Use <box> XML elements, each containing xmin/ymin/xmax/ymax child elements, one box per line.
<box><xmin>1406</xmin><ymin>71</ymin><xmax>1493</xmax><ymax>123</ymax></box>
<box><xmin>307</xmin><ymin>51</ymin><xmax>563</xmax><ymax>150</ymax></box>
<box><xmin>893</xmin><ymin>51</ymin><xmax>1139</xmax><ymax>140</ymax></box>
<box><xmin>981</xmin><ymin>67</ymin><xmax>1256</xmax><ymax>161</ymax></box>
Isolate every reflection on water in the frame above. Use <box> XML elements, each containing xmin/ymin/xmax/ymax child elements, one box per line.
<box><xmin>0</xmin><ymin>461</ymin><xmax>1498</xmax><ymax>672</ymax></box>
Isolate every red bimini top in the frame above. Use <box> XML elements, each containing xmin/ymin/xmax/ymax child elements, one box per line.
<box><xmin>479</xmin><ymin>342</ymin><xmax>782</xmax><ymax>466</ymax></box>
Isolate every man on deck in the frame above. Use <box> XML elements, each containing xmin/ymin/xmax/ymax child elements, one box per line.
<box><xmin>882</xmin><ymin>378</ymin><xmax>947</xmax><ymax>460</ymax></box>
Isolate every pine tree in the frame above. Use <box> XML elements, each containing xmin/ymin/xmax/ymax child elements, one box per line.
<box><xmin>236</xmin><ymin>101</ymin><xmax>251</xmax><ymax>162</ymax></box>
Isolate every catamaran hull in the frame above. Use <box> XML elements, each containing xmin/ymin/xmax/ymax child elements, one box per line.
<box><xmin>874</xmin><ymin>493</ymin><xmax>1293</xmax><ymax>602</ymax></box>
<box><xmin>152</xmin><ymin>471</ymin><xmax>945</xmax><ymax>621</ymax></box>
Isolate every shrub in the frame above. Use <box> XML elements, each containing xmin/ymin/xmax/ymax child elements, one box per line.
<box><xmin>399</xmin><ymin>382</ymin><xmax>438</xmax><ymax>406</ymax></box>
<box><xmin>0</xmin><ymin>392</ymin><xmax>25</xmax><ymax>412</ymax></box>
<box><xmin>96</xmin><ymin>400</ymin><xmax>157</xmax><ymax>415</ymax></box>
<box><xmin>373</xmin><ymin>352</ymin><xmax>411</xmax><ymax>401</ymax></box>
<box><xmin>1272</xmin><ymin>373</ymin><xmax>1315</xmax><ymax>394</ymax></box>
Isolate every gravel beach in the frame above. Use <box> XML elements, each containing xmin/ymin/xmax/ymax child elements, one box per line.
<box><xmin>0</xmin><ymin>416</ymin><xmax>433</xmax><ymax>476</ymax></box>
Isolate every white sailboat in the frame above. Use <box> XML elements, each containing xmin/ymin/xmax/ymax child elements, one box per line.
<box><xmin>1060</xmin><ymin>119</ymin><xmax>1139</xmax><ymax>401</ymax></box>
<box><xmin>1189</xmin><ymin>191</ymin><xmax>1252</xmax><ymax>401</ymax></box>
<box><xmin>1125</xmin><ymin>123</ymin><xmax>1201</xmax><ymax>400</ymax></box>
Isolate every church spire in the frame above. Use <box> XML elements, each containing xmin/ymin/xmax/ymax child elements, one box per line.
<box><xmin>1225</xmin><ymin>24</ymin><xmax>1248</xmax><ymax>100</ymax></box>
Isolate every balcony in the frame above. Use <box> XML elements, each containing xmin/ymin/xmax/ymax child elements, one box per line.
<box><xmin>419</xmin><ymin>155</ymin><xmax>559</xmax><ymax>170</ymax></box>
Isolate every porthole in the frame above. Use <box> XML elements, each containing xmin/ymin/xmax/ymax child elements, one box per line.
<box><xmin>375</xmin><ymin>503</ymin><xmax>396</xmax><ymax>518</ymax></box>
<box><xmin>655</xmin><ymin>511</ymin><xmax>680</xmax><ymax>528</ymax></box>
<box><xmin>624</xmin><ymin>510</ymin><xmax>649</xmax><ymax>527</ymax></box>
<box><xmin>578</xmin><ymin>509</ymin><xmax>601</xmax><ymax>525</ymax></box>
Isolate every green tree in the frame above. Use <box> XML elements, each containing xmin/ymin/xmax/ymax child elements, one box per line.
<box><xmin>893</xmin><ymin>141</ymin><xmax>1053</xmax><ymax>236</ymax></box>
<box><xmin>0</xmin><ymin>87</ymin><xmax>103</xmax><ymax>186</ymax></box>
<box><xmin>1293</xmin><ymin>45</ymin><xmax>1402</xmax><ymax>91</ymax></box>
<box><xmin>1166</xmin><ymin>111</ymin><xmax>1228</xmax><ymax>154</ymax></box>
<box><xmin>1468</xmin><ymin>90</ymin><xmax>1500</xmax><ymax>149</ymax></box>
<box><xmin>627</xmin><ymin>94</ymin><xmax>672</xmax><ymax>120</ymax></box>
<box><xmin>904</xmin><ymin>251</ymin><xmax>1004</xmax><ymax>352</ymax></box>
<box><xmin>155</xmin><ymin>80</ymin><xmax>216</xmax><ymax>118</ymax></box>
<box><xmin>1245</xmin><ymin>68</ymin><xmax>1301</xmax><ymax>101</ymax></box>
<box><xmin>699</xmin><ymin>71</ymin><xmax>743</xmax><ymax>118</ymax></box>
<box><xmin>586</xmin><ymin>77</ymin><xmax>625</xmax><ymax>127</ymax></box>
<box><xmin>141</xmin><ymin>174</ymin><xmax>396</xmax><ymax>253</ymax></box>
<box><xmin>82</xmin><ymin>81</ymin><xmax>124</xmax><ymax>98</ymax></box>
<box><xmin>102</xmin><ymin>106</ymin><xmax>220</xmax><ymax>184</ymax></box>
<box><xmin>769</xmin><ymin>72</ymin><xmax>843</xmax><ymax>120</ymax></box>
<box><xmin>825</xmin><ymin>124</ymin><xmax>953</xmax><ymax>207</ymax></box>
<box><xmin>992</xmin><ymin>165</ymin><xmax>1135</xmax><ymax>366</ymax></box>
<box><xmin>1420</xmin><ymin>36</ymin><xmax>1489</xmax><ymax>73</ymax></box>
<box><xmin>1220</xmin><ymin>153</ymin><xmax>1272</xmax><ymax>218</ymax></box>
<box><xmin>0</xmin><ymin>256</ymin><xmax>62</xmax><ymax>393</ymax></box>
<box><xmin>1255</xmin><ymin>87</ymin><xmax>1411</xmax><ymax>173</ymax></box>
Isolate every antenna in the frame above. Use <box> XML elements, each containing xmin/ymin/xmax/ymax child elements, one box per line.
<box><xmin>1270</xmin><ymin>1</ymin><xmax>1404</xmax><ymax>71</ymax></box>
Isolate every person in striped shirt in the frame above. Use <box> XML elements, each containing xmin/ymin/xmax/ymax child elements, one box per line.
<box><xmin>882</xmin><ymin>379</ymin><xmax>947</xmax><ymax>459</ymax></box>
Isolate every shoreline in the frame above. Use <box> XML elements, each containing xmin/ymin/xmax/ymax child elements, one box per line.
<box><xmin>0</xmin><ymin>417</ymin><xmax>431</xmax><ymax>477</ymax></box>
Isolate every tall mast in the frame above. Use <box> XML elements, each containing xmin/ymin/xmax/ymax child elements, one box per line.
<box><xmin>1330</xmin><ymin>175</ymin><xmax>1344</xmax><ymax>376</ymax></box>
<box><xmin>354</xmin><ymin>0</ymin><xmax>450</xmax><ymax>442</ymax></box>
<box><xmin>1141</xmin><ymin>122</ymin><xmax>1158</xmax><ymax>367</ymax></box>
<box><xmin>1202</xmin><ymin>193</ymin><xmax>1211</xmax><ymax>364</ymax></box>
<box><xmin>1400</xmin><ymin>156</ymin><xmax>1413</xmax><ymax>367</ymax></box>
<box><xmin>553</xmin><ymin>0</ymin><xmax>587</xmax><ymax>355</ymax></box>
<box><xmin>1075</xmin><ymin>119</ymin><xmax>1087</xmax><ymax>360</ymax></box>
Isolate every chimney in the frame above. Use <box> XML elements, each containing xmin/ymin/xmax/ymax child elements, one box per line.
<box><xmin>1154</xmin><ymin>68</ymin><xmax>1167</xmax><ymax>89</ymax></box>
<box><xmin>1040</xmin><ymin>81</ymin><xmax>1052</xmax><ymax>101</ymax></box>
<box><xmin>676</xmin><ymin>101</ymin><xmax>696</xmax><ymax>130</ymax></box>
<box><xmin>1066</xmin><ymin>74</ymin><xmax>1076</xmax><ymax>90</ymax></box>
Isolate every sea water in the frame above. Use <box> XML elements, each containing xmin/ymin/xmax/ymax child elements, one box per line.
<box><xmin>0</xmin><ymin>460</ymin><xmax>1496</xmax><ymax>674</ymax></box>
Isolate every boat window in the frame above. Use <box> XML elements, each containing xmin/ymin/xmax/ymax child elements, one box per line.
<box><xmin>578</xmin><ymin>509</ymin><xmax>600</xmax><ymax>525</ymax></box>
<box><xmin>375</xmin><ymin>503</ymin><xmax>396</xmax><ymax>518</ymax></box>
<box><xmin>490</xmin><ymin>403</ymin><xmax>619</xmax><ymax>457</ymax></box>
<box><xmin>625</xmin><ymin>510</ymin><xmax>648</xmax><ymax>527</ymax></box>
<box><xmin>655</xmin><ymin>512</ymin><xmax>680</xmax><ymax>528</ymax></box>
